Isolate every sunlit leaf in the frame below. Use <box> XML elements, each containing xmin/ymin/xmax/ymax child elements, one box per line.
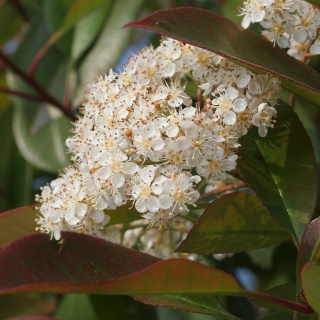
<box><xmin>124</xmin><ymin>8</ymin><xmax>320</xmax><ymax>107</ymax></box>
<box><xmin>176</xmin><ymin>193</ymin><xmax>290</xmax><ymax>254</ymax></box>
<box><xmin>237</xmin><ymin>100</ymin><xmax>317</xmax><ymax>243</ymax></box>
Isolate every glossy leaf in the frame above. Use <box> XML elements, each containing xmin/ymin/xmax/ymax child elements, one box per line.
<box><xmin>176</xmin><ymin>193</ymin><xmax>290</xmax><ymax>254</ymax></box>
<box><xmin>301</xmin><ymin>249</ymin><xmax>320</xmax><ymax>314</ymax></box>
<box><xmin>297</xmin><ymin>217</ymin><xmax>320</xmax><ymax>294</ymax></box>
<box><xmin>133</xmin><ymin>295</ymin><xmax>239</xmax><ymax>319</ymax></box>
<box><xmin>237</xmin><ymin>100</ymin><xmax>317</xmax><ymax>243</ymax></box>
<box><xmin>0</xmin><ymin>232</ymin><xmax>239</xmax><ymax>317</ymax></box>
<box><xmin>124</xmin><ymin>8</ymin><xmax>320</xmax><ymax>107</ymax></box>
<box><xmin>0</xmin><ymin>232</ymin><xmax>312</xmax><ymax>315</ymax></box>
<box><xmin>9</xmin><ymin>14</ymin><xmax>72</xmax><ymax>173</ymax></box>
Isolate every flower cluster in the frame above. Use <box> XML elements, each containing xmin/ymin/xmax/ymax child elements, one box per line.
<box><xmin>239</xmin><ymin>0</ymin><xmax>320</xmax><ymax>58</ymax></box>
<box><xmin>36</xmin><ymin>38</ymin><xmax>281</xmax><ymax>258</ymax></box>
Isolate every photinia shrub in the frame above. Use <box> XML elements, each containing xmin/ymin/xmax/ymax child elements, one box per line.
<box><xmin>1</xmin><ymin>0</ymin><xmax>320</xmax><ymax>319</ymax></box>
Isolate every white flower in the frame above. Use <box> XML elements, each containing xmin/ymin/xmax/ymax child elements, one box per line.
<box><xmin>212</xmin><ymin>86</ymin><xmax>248</xmax><ymax>126</ymax></box>
<box><xmin>252</xmin><ymin>103</ymin><xmax>277</xmax><ymax>137</ymax></box>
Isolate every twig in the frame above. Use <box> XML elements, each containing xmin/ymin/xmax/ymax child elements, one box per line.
<box><xmin>198</xmin><ymin>181</ymin><xmax>247</xmax><ymax>201</ymax></box>
<box><xmin>0</xmin><ymin>86</ymin><xmax>46</xmax><ymax>102</ymax></box>
<box><xmin>28</xmin><ymin>30</ymin><xmax>64</xmax><ymax>79</ymax></box>
<box><xmin>0</xmin><ymin>49</ymin><xmax>76</xmax><ymax>121</ymax></box>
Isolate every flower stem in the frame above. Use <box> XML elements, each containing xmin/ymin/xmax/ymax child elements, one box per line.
<box><xmin>0</xmin><ymin>86</ymin><xmax>46</xmax><ymax>102</ymax></box>
<box><xmin>198</xmin><ymin>182</ymin><xmax>247</xmax><ymax>201</ymax></box>
<box><xmin>28</xmin><ymin>30</ymin><xmax>64</xmax><ymax>79</ymax></box>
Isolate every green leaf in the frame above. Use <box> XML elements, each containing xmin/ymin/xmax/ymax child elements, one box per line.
<box><xmin>106</xmin><ymin>201</ymin><xmax>141</xmax><ymax>225</ymax></box>
<box><xmin>54</xmin><ymin>294</ymin><xmax>97</xmax><ymax>320</ymax></box>
<box><xmin>296</xmin><ymin>217</ymin><xmax>320</xmax><ymax>294</ymax></box>
<box><xmin>123</xmin><ymin>8</ymin><xmax>320</xmax><ymax>107</ymax></box>
<box><xmin>44</xmin><ymin>0</ymin><xmax>109</xmax><ymax>32</ymax></box>
<box><xmin>308</xmin><ymin>1</ymin><xmax>320</xmax><ymax>6</ymax></box>
<box><xmin>44</xmin><ymin>0</ymin><xmax>111</xmax><ymax>61</ymax></box>
<box><xmin>0</xmin><ymin>107</ymin><xmax>33</xmax><ymax>211</ymax></box>
<box><xmin>0</xmin><ymin>232</ymin><xmax>312</xmax><ymax>315</ymax></box>
<box><xmin>44</xmin><ymin>0</ymin><xmax>74</xmax><ymax>33</ymax></box>
<box><xmin>90</xmin><ymin>295</ymin><xmax>158</xmax><ymax>320</ymax></box>
<box><xmin>133</xmin><ymin>295</ymin><xmax>239</xmax><ymax>319</ymax></box>
<box><xmin>8</xmin><ymin>14</ymin><xmax>72</xmax><ymax>172</ymax></box>
<box><xmin>76</xmin><ymin>0</ymin><xmax>144</xmax><ymax>101</ymax></box>
<box><xmin>237</xmin><ymin>100</ymin><xmax>318</xmax><ymax>243</ymax></box>
<box><xmin>255</xmin><ymin>312</ymin><xmax>317</xmax><ymax>320</ymax></box>
<box><xmin>71</xmin><ymin>6</ymin><xmax>109</xmax><ymax>61</ymax></box>
<box><xmin>62</xmin><ymin>0</ymin><xmax>109</xmax><ymax>30</ymax></box>
<box><xmin>0</xmin><ymin>206</ymin><xmax>38</xmax><ymax>249</ymax></box>
<box><xmin>175</xmin><ymin>193</ymin><xmax>290</xmax><ymax>254</ymax></box>
<box><xmin>301</xmin><ymin>249</ymin><xmax>320</xmax><ymax>314</ymax></box>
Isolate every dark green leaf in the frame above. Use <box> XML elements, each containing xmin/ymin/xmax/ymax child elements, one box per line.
<box><xmin>308</xmin><ymin>1</ymin><xmax>320</xmax><ymax>6</ymax></box>
<box><xmin>90</xmin><ymin>295</ymin><xmax>158</xmax><ymax>320</ymax></box>
<box><xmin>133</xmin><ymin>295</ymin><xmax>239</xmax><ymax>319</ymax></box>
<box><xmin>176</xmin><ymin>193</ymin><xmax>290</xmax><ymax>254</ymax></box>
<box><xmin>124</xmin><ymin>8</ymin><xmax>320</xmax><ymax>107</ymax></box>
<box><xmin>106</xmin><ymin>201</ymin><xmax>141</xmax><ymax>225</ymax></box>
<box><xmin>0</xmin><ymin>107</ymin><xmax>33</xmax><ymax>211</ymax></box>
<box><xmin>0</xmin><ymin>3</ymin><xmax>23</xmax><ymax>46</ymax></box>
<box><xmin>54</xmin><ymin>294</ymin><xmax>97</xmax><ymax>320</ymax></box>
<box><xmin>237</xmin><ymin>100</ymin><xmax>318</xmax><ymax>243</ymax></box>
<box><xmin>0</xmin><ymin>294</ymin><xmax>56</xmax><ymax>320</ymax></box>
